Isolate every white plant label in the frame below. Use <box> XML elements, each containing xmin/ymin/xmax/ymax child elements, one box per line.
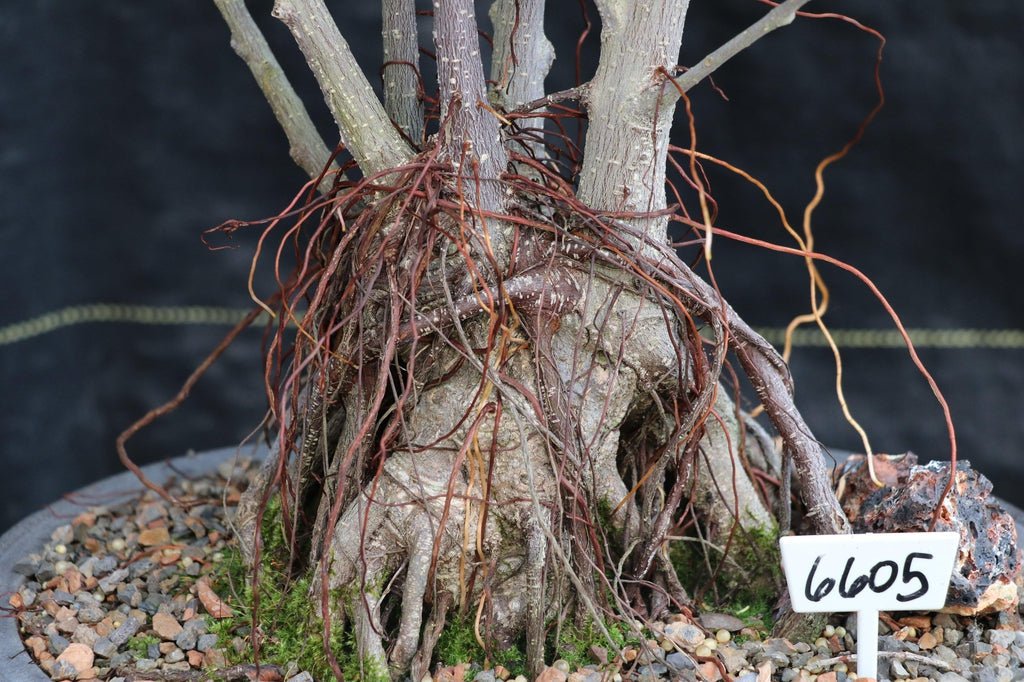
<box><xmin>780</xmin><ymin>532</ymin><xmax>958</xmax><ymax>680</ymax></box>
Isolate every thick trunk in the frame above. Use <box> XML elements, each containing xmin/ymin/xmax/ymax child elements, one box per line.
<box><xmin>578</xmin><ymin>0</ymin><xmax>691</xmax><ymax>251</ymax></box>
<box><xmin>194</xmin><ymin>1</ymin><xmax>864</xmax><ymax>678</ymax></box>
<box><xmin>382</xmin><ymin>0</ymin><xmax>424</xmax><ymax>145</ymax></box>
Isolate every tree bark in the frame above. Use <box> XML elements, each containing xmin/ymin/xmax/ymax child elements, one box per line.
<box><xmin>578</xmin><ymin>0</ymin><xmax>691</xmax><ymax>250</ymax></box>
<box><xmin>213</xmin><ymin>0</ymin><xmax>338</xmax><ymax>191</ymax></box>
<box><xmin>489</xmin><ymin>0</ymin><xmax>554</xmax><ymax>134</ymax></box>
<box><xmin>272</xmin><ymin>0</ymin><xmax>414</xmax><ymax>175</ymax></box>
<box><xmin>434</xmin><ymin>0</ymin><xmax>508</xmax><ymax>198</ymax></box>
<box><xmin>382</xmin><ymin>0</ymin><xmax>424</xmax><ymax>145</ymax></box>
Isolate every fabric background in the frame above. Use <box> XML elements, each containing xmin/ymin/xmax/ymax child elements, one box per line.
<box><xmin>1</xmin><ymin>1</ymin><xmax>1021</xmax><ymax>530</ymax></box>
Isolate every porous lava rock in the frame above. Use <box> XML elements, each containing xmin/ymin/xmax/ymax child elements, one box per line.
<box><xmin>841</xmin><ymin>455</ymin><xmax>1021</xmax><ymax>616</ymax></box>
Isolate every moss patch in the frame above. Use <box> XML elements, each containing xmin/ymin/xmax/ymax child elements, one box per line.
<box><xmin>549</xmin><ymin>618</ymin><xmax>638</xmax><ymax>670</ymax></box>
<box><xmin>436</xmin><ymin>615</ymin><xmax>526</xmax><ymax>675</ymax></box>
<box><xmin>210</xmin><ymin>497</ymin><xmax>388</xmax><ymax>682</ymax></box>
<box><xmin>670</xmin><ymin>521</ymin><xmax>781</xmax><ymax>632</ymax></box>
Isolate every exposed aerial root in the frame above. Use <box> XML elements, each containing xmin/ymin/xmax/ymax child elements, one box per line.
<box><xmin>199</xmin><ymin>140</ymin><xmax>847</xmax><ymax>676</ymax></box>
<box><xmin>103</xmin><ymin>1</ymin><xmax>943</xmax><ymax>677</ymax></box>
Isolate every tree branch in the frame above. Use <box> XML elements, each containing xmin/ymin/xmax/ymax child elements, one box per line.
<box><xmin>434</xmin><ymin>0</ymin><xmax>508</xmax><ymax>205</ymax></box>
<box><xmin>488</xmin><ymin>0</ymin><xmax>554</xmax><ymax>128</ymax></box>
<box><xmin>672</xmin><ymin>0</ymin><xmax>814</xmax><ymax>93</ymax></box>
<box><xmin>382</xmin><ymin>0</ymin><xmax>424</xmax><ymax>145</ymax></box>
<box><xmin>272</xmin><ymin>0</ymin><xmax>414</xmax><ymax>175</ymax></box>
<box><xmin>213</xmin><ymin>0</ymin><xmax>338</xmax><ymax>191</ymax></box>
<box><xmin>577</xmin><ymin>0</ymin><xmax>692</xmax><ymax>251</ymax></box>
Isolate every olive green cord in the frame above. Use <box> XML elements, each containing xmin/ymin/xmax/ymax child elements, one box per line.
<box><xmin>0</xmin><ymin>303</ymin><xmax>1022</xmax><ymax>349</ymax></box>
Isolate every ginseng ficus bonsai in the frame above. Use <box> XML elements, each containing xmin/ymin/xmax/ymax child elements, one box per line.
<box><xmin>117</xmin><ymin>0</ymin><xmax>957</xmax><ymax>679</ymax></box>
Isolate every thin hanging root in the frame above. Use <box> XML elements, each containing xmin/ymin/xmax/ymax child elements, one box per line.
<box><xmin>391</xmin><ymin>517</ymin><xmax>432</xmax><ymax>673</ymax></box>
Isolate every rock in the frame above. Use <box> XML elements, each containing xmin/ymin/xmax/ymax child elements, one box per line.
<box><xmin>116</xmin><ymin>582</ymin><xmax>141</xmax><ymax>608</ymax></box>
<box><xmin>762</xmin><ymin>639</ymin><xmax>797</xmax><ymax>657</ymax></box>
<box><xmin>637</xmin><ymin>663</ymin><xmax>668</xmax><ymax>677</ymax></box>
<box><xmin>196</xmin><ymin>577</ymin><xmax>234</xmax><ymax>618</ymax></box>
<box><xmin>286</xmin><ymin>674</ymin><xmax>315</xmax><ymax>682</ymax></box>
<box><xmin>890</xmin><ymin>659</ymin><xmax>910</xmax><ymax>677</ymax></box>
<box><xmin>71</xmin><ymin>624</ymin><xmax>99</xmax><ymax>648</ymax></box>
<box><xmin>52</xmin><ymin>590</ymin><xmax>76</xmax><ymax>606</ymax></box>
<box><xmin>165</xmin><ymin>647</ymin><xmax>185</xmax><ymax>663</ymax></box>
<box><xmin>990</xmin><ymin>629</ymin><xmax>1019</xmax><ymax>648</ymax></box>
<box><xmin>919</xmin><ymin>631</ymin><xmax>938</xmax><ymax>650</ymax></box>
<box><xmin>937</xmin><ymin>673</ymin><xmax>970</xmax><ymax>682</ymax></box>
<box><xmin>48</xmin><ymin>634</ymin><xmax>70</xmax><ymax>656</ymax></box>
<box><xmin>92</xmin><ymin>637</ymin><xmax>117</xmax><ymax>659</ymax></box>
<box><xmin>175</xmin><ymin>617</ymin><xmax>207</xmax><ymax>650</ymax></box>
<box><xmin>50</xmin><ymin>659</ymin><xmax>78</xmax><ymax>680</ymax></box>
<box><xmin>77</xmin><ymin>605</ymin><xmax>105</xmax><ymax>625</ymax></box>
<box><xmin>717</xmin><ymin>645</ymin><xmax>748</xmax><ymax>674</ymax></box>
<box><xmin>534</xmin><ymin>667</ymin><xmax>567</xmax><ymax>682</ymax></box>
<box><xmin>97</xmin><ymin>569</ymin><xmax>129</xmax><ymax>594</ymax></box>
<box><xmin>699</xmin><ymin>613</ymin><xmax>746</xmax><ymax>632</ymax></box>
<box><xmin>90</xmin><ymin>556</ymin><xmax>118</xmax><ymax>578</ymax></box>
<box><xmin>196</xmin><ymin>633</ymin><xmax>219</xmax><ymax>652</ymax></box>
<box><xmin>666</xmin><ymin>651</ymin><xmax>696</xmax><ymax>670</ymax></box>
<box><xmin>137</xmin><ymin>527</ymin><xmax>170</xmax><ymax>546</ymax></box>
<box><xmin>697</xmin><ymin>661</ymin><xmax>722</xmax><ymax>682</ymax></box>
<box><xmin>473</xmin><ymin>672</ymin><xmax>496</xmax><ymax>682</ymax></box>
<box><xmin>664</xmin><ymin>621</ymin><xmax>705</xmax><ymax>650</ymax></box>
<box><xmin>851</xmin><ymin>458</ymin><xmax>1022</xmax><ymax>616</ymax></box>
<box><xmin>135</xmin><ymin>658</ymin><xmax>158</xmax><ymax>672</ymax></box>
<box><xmin>55</xmin><ymin>642</ymin><xmax>94</xmax><ymax>677</ymax></box>
<box><xmin>139</xmin><ymin>593</ymin><xmax>169</xmax><ymax>615</ymax></box>
<box><xmin>107</xmin><ymin>616</ymin><xmax>141</xmax><ymax>646</ymax></box>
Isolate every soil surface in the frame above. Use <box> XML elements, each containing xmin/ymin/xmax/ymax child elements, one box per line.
<box><xmin>9</xmin><ymin>458</ymin><xmax>1024</xmax><ymax>682</ymax></box>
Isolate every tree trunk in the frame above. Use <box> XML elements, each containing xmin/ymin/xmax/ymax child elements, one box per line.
<box><xmin>184</xmin><ymin>1</ymin><xmax>859</xmax><ymax>678</ymax></box>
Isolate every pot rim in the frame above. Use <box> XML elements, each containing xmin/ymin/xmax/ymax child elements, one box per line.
<box><xmin>0</xmin><ymin>444</ymin><xmax>262</xmax><ymax>681</ymax></box>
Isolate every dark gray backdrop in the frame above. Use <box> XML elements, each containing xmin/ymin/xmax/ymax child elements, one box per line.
<box><xmin>1</xmin><ymin>1</ymin><xmax>1021</xmax><ymax>531</ymax></box>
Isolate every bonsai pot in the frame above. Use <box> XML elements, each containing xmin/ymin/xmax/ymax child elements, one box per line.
<box><xmin>2</xmin><ymin>448</ymin><xmax>1023</xmax><ymax>681</ymax></box>
<box><xmin>0</xmin><ymin>446</ymin><xmax>257</xmax><ymax>681</ymax></box>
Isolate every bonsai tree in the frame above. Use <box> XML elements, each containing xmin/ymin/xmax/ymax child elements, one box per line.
<box><xmin>119</xmin><ymin>0</ymin><xmax>953</xmax><ymax>679</ymax></box>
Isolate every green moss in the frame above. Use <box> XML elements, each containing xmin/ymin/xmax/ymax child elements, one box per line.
<box><xmin>670</xmin><ymin>521</ymin><xmax>781</xmax><ymax>634</ymax></box>
<box><xmin>436</xmin><ymin>615</ymin><xmax>526</xmax><ymax>675</ymax></box>
<box><xmin>550</xmin><ymin>618</ymin><xmax>637</xmax><ymax>670</ymax></box>
<box><xmin>127</xmin><ymin>634</ymin><xmax>159</xmax><ymax>659</ymax></box>
<box><xmin>208</xmin><ymin>496</ymin><xmax>388</xmax><ymax>682</ymax></box>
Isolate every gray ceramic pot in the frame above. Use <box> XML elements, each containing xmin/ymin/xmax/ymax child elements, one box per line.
<box><xmin>0</xmin><ymin>446</ymin><xmax>251</xmax><ymax>681</ymax></box>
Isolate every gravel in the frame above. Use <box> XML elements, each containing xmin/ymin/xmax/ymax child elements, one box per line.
<box><xmin>9</xmin><ymin>456</ymin><xmax>1024</xmax><ymax>681</ymax></box>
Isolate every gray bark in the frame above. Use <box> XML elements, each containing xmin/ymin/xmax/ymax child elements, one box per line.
<box><xmin>213</xmin><ymin>0</ymin><xmax>338</xmax><ymax>191</ymax></box>
<box><xmin>382</xmin><ymin>0</ymin><xmax>425</xmax><ymax>145</ymax></box>
<box><xmin>433</xmin><ymin>0</ymin><xmax>508</xmax><ymax>201</ymax></box>
<box><xmin>272</xmin><ymin>0</ymin><xmax>414</xmax><ymax>175</ymax></box>
<box><xmin>578</xmin><ymin>0</ymin><xmax>691</xmax><ymax>251</ymax></box>
<box><xmin>488</xmin><ymin>0</ymin><xmax>554</xmax><ymax>133</ymax></box>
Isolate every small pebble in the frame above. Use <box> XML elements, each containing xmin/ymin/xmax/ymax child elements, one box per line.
<box><xmin>716</xmin><ymin>629</ymin><xmax>731</xmax><ymax>644</ymax></box>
